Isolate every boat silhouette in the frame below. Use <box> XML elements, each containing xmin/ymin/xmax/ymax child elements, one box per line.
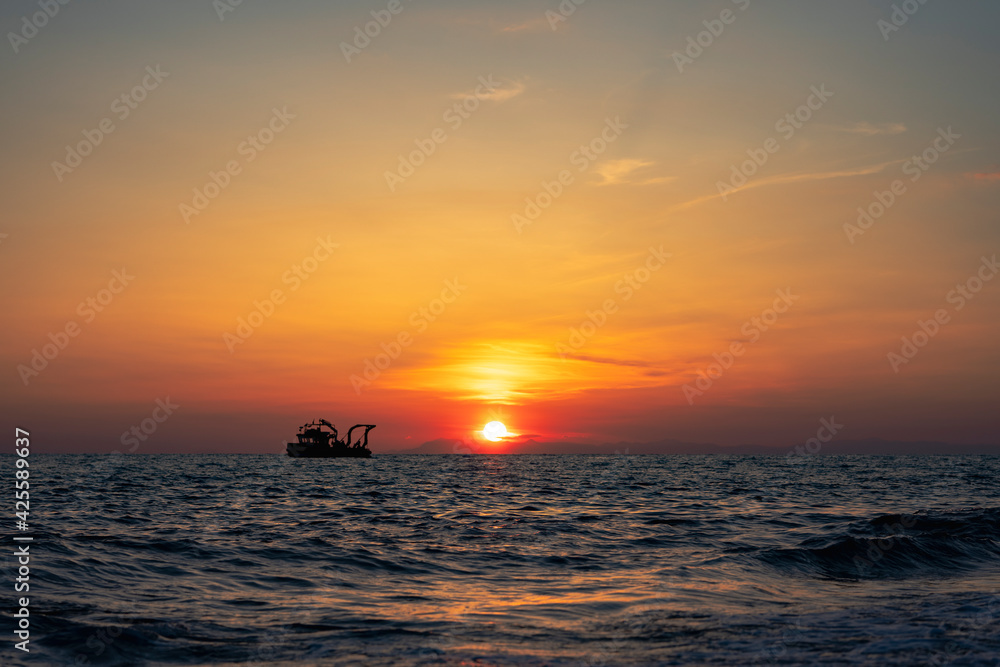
<box><xmin>286</xmin><ymin>419</ymin><xmax>374</xmax><ymax>458</ymax></box>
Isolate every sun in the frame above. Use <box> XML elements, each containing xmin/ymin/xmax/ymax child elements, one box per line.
<box><xmin>482</xmin><ymin>421</ymin><xmax>508</xmax><ymax>442</ymax></box>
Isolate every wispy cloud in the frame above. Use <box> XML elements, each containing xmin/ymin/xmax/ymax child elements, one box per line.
<box><xmin>670</xmin><ymin>159</ymin><xmax>901</xmax><ymax>211</ymax></box>
<box><xmin>594</xmin><ymin>159</ymin><xmax>673</xmax><ymax>186</ymax></box>
<box><xmin>637</xmin><ymin>175</ymin><xmax>677</xmax><ymax>186</ymax></box>
<box><xmin>596</xmin><ymin>159</ymin><xmax>652</xmax><ymax>185</ymax></box>
<box><xmin>439</xmin><ymin>15</ymin><xmax>551</xmax><ymax>34</ymax></box>
<box><xmin>450</xmin><ymin>79</ymin><xmax>525</xmax><ymax>103</ymax></box>
<box><xmin>499</xmin><ymin>17</ymin><xmax>551</xmax><ymax>33</ymax></box>
<box><xmin>747</xmin><ymin>160</ymin><xmax>900</xmax><ymax>190</ymax></box>
<box><xmin>480</xmin><ymin>80</ymin><xmax>526</xmax><ymax>102</ymax></box>
<box><xmin>968</xmin><ymin>171</ymin><xmax>1000</xmax><ymax>182</ymax></box>
<box><xmin>559</xmin><ymin>353</ymin><xmax>653</xmax><ymax>368</ymax></box>
<box><xmin>831</xmin><ymin>122</ymin><xmax>908</xmax><ymax>136</ymax></box>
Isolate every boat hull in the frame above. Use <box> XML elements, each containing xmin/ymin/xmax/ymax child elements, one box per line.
<box><xmin>286</xmin><ymin>442</ymin><xmax>372</xmax><ymax>458</ymax></box>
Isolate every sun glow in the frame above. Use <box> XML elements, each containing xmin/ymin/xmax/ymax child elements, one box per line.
<box><xmin>482</xmin><ymin>421</ymin><xmax>508</xmax><ymax>442</ymax></box>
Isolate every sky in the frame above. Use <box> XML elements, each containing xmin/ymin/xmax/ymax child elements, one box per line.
<box><xmin>2</xmin><ymin>0</ymin><xmax>998</xmax><ymax>454</ymax></box>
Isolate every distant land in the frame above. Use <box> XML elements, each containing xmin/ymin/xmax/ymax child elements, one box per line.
<box><xmin>383</xmin><ymin>438</ymin><xmax>1000</xmax><ymax>456</ymax></box>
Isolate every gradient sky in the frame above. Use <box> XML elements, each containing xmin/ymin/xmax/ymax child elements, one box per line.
<box><xmin>2</xmin><ymin>0</ymin><xmax>998</xmax><ymax>453</ymax></box>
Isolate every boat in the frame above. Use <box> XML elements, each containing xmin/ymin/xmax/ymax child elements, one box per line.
<box><xmin>286</xmin><ymin>419</ymin><xmax>375</xmax><ymax>458</ymax></box>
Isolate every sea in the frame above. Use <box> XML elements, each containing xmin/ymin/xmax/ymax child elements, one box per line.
<box><xmin>11</xmin><ymin>454</ymin><xmax>1000</xmax><ymax>665</ymax></box>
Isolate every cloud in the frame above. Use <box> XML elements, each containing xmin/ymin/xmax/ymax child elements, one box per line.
<box><xmin>636</xmin><ymin>176</ymin><xmax>677</xmax><ymax>186</ymax></box>
<box><xmin>968</xmin><ymin>171</ymin><xmax>1000</xmax><ymax>182</ymax></box>
<box><xmin>596</xmin><ymin>159</ymin><xmax>652</xmax><ymax>185</ymax></box>
<box><xmin>450</xmin><ymin>79</ymin><xmax>525</xmax><ymax>103</ymax></box>
<box><xmin>670</xmin><ymin>159</ymin><xmax>900</xmax><ymax>211</ymax></box>
<box><xmin>594</xmin><ymin>159</ymin><xmax>673</xmax><ymax>186</ymax></box>
<box><xmin>746</xmin><ymin>160</ymin><xmax>899</xmax><ymax>190</ymax></box>
<box><xmin>832</xmin><ymin>122</ymin><xmax>908</xmax><ymax>136</ymax></box>
<box><xmin>558</xmin><ymin>353</ymin><xmax>653</xmax><ymax>368</ymax></box>
<box><xmin>499</xmin><ymin>17</ymin><xmax>551</xmax><ymax>33</ymax></box>
<box><xmin>440</xmin><ymin>15</ymin><xmax>551</xmax><ymax>34</ymax></box>
<box><xmin>479</xmin><ymin>80</ymin><xmax>526</xmax><ymax>102</ymax></box>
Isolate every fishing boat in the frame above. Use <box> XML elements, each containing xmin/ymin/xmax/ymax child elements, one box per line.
<box><xmin>286</xmin><ymin>419</ymin><xmax>374</xmax><ymax>458</ymax></box>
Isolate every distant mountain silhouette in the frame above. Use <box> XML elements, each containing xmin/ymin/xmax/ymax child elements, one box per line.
<box><xmin>394</xmin><ymin>438</ymin><xmax>471</xmax><ymax>455</ymax></box>
<box><xmin>383</xmin><ymin>437</ymin><xmax>1000</xmax><ymax>456</ymax></box>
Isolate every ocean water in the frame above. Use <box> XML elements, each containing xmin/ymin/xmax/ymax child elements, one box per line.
<box><xmin>12</xmin><ymin>454</ymin><xmax>1000</xmax><ymax>666</ymax></box>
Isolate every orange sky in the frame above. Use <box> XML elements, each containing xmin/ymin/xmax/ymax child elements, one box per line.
<box><xmin>2</xmin><ymin>2</ymin><xmax>998</xmax><ymax>452</ymax></box>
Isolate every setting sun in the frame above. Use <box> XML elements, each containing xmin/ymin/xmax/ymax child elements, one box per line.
<box><xmin>482</xmin><ymin>421</ymin><xmax>508</xmax><ymax>442</ymax></box>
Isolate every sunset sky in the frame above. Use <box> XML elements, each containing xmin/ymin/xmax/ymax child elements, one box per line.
<box><xmin>2</xmin><ymin>0</ymin><xmax>998</xmax><ymax>453</ymax></box>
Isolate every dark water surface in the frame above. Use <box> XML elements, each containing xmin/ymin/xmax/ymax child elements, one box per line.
<box><xmin>13</xmin><ymin>454</ymin><xmax>1000</xmax><ymax>665</ymax></box>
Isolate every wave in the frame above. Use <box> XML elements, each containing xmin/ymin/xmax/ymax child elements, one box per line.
<box><xmin>758</xmin><ymin>507</ymin><xmax>1000</xmax><ymax>580</ymax></box>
